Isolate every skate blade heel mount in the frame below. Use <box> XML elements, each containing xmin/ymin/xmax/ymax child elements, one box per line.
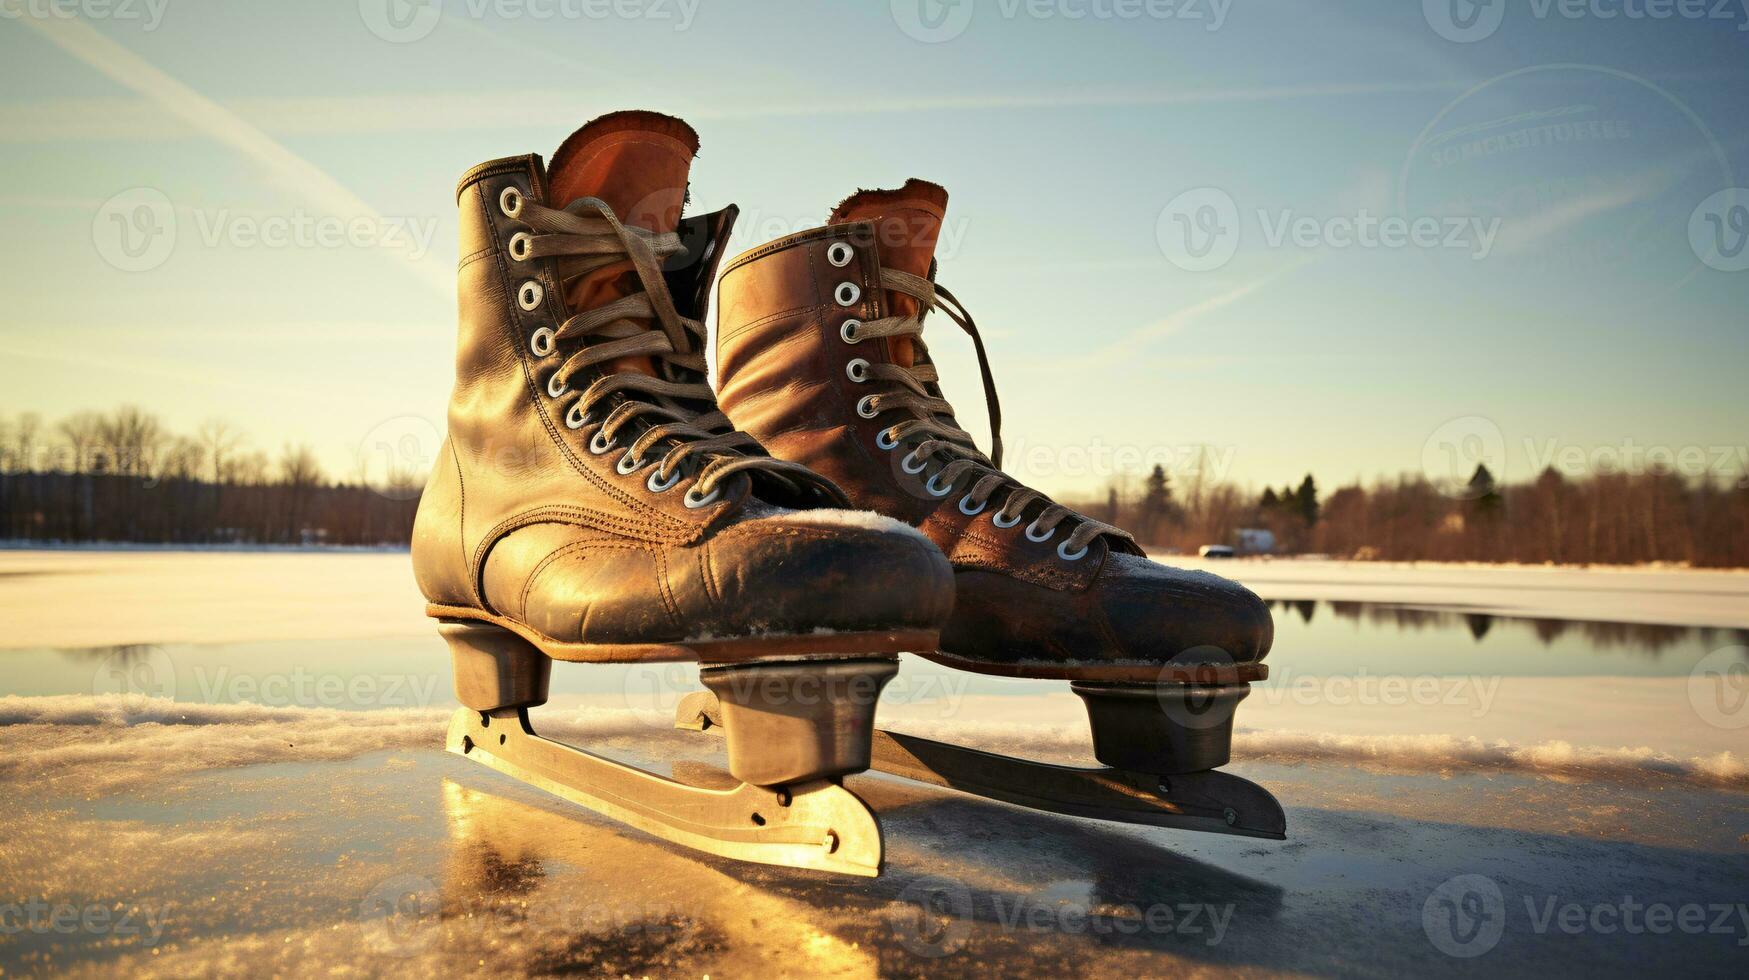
<box><xmin>677</xmin><ymin>687</ymin><xmax>1286</xmax><ymax>845</ymax></box>
<box><xmin>441</xmin><ymin>621</ymin><xmax>893</xmax><ymax>876</ymax></box>
<box><xmin>1070</xmin><ymin>681</ymin><xmax>1251</xmax><ymax>775</ymax></box>
<box><xmin>699</xmin><ymin>658</ymin><xmax>898</xmax><ymax>786</ymax></box>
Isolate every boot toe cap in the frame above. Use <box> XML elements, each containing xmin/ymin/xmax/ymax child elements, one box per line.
<box><xmin>1098</xmin><ymin>552</ymin><xmax>1274</xmax><ymax>664</ymax></box>
<box><xmin>704</xmin><ymin>508</ymin><xmax>954</xmax><ymax>639</ymax></box>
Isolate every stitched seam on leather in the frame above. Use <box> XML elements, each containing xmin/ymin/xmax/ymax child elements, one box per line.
<box><xmin>718</xmin><ymin>302</ymin><xmax>826</xmax><ymax>345</ymax></box>
<box><xmin>451</xmin><ymin>443</ymin><xmax>473</xmax><ymax>605</ymax></box>
<box><xmin>520</xmin><ymin>536</ymin><xmax>600</xmax><ymax>621</ymax></box>
<box><xmin>720</xmin><ymin>225</ymin><xmax>848</xmax><ymax>275</ymax></box>
<box><xmin>697</xmin><ymin>543</ymin><xmax>720</xmax><ymax>610</ymax></box>
<box><xmin>472</xmin><ymin>505</ymin><xmax>664</xmax><ymax>595</ymax></box>
<box><xmin>458</xmin><ymin>243</ymin><xmax>495</xmax><ymax>270</ymax></box>
<box><xmin>1089</xmin><ymin>598</ymin><xmax>1126</xmax><ymax>659</ymax></box>
<box><xmin>923</xmin><ymin>512</ymin><xmax>1079</xmax><ymax>590</ymax></box>
<box><xmin>651</xmin><ymin>546</ymin><xmax>683</xmax><ymax>630</ymax></box>
<box><xmin>455</xmin><ymin>154</ymin><xmax>539</xmax><ymax>202</ymax></box>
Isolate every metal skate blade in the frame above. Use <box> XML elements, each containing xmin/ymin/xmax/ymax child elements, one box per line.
<box><xmin>674</xmin><ymin>692</ymin><xmax>1287</xmax><ymax>841</ymax></box>
<box><xmin>445</xmin><ymin>707</ymin><xmax>882</xmax><ymax>876</ymax></box>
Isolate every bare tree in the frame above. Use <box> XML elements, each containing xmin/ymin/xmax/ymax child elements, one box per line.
<box><xmin>278</xmin><ymin>443</ymin><xmax>325</xmax><ymax>488</ymax></box>
<box><xmin>58</xmin><ymin>412</ymin><xmax>104</xmax><ymax>475</ymax></box>
<box><xmin>158</xmin><ymin>437</ymin><xmax>208</xmax><ymax>481</ymax></box>
<box><xmin>8</xmin><ymin>412</ymin><xmax>42</xmax><ymax>474</ymax></box>
<box><xmin>97</xmin><ymin>406</ymin><xmax>164</xmax><ymax>477</ymax></box>
<box><xmin>197</xmin><ymin>419</ymin><xmax>243</xmax><ymax>483</ymax></box>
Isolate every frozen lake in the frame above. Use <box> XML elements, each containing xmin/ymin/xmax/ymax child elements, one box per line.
<box><xmin>1</xmin><ymin>551</ymin><xmax>1745</xmax><ymax>977</ymax></box>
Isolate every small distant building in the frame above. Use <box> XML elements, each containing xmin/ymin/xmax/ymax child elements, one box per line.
<box><xmin>1235</xmin><ymin>528</ymin><xmax>1276</xmax><ymax>555</ymax></box>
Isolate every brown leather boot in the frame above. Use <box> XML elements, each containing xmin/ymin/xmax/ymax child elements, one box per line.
<box><xmin>413</xmin><ymin>118</ymin><xmax>954</xmax><ymax>874</ymax></box>
<box><xmin>714</xmin><ymin>180</ymin><xmax>1276</xmax><ymax>778</ymax></box>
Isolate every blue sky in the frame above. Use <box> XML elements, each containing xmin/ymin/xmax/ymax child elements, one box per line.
<box><xmin>2</xmin><ymin>0</ymin><xmax>1745</xmax><ymax>497</ymax></box>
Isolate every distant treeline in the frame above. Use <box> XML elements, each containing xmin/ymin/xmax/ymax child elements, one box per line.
<box><xmin>1073</xmin><ymin>461</ymin><xmax>1749</xmax><ymax>568</ymax></box>
<box><xmin>0</xmin><ymin>408</ymin><xmax>415</xmax><ymax>546</ymax></box>
<box><xmin>4</xmin><ymin>408</ymin><xmax>1746</xmax><ymax>566</ymax></box>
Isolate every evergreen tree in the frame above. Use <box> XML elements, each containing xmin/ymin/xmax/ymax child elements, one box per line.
<box><xmin>1138</xmin><ymin>465</ymin><xmax>1181</xmax><ymax>543</ymax></box>
<box><xmin>1468</xmin><ymin>463</ymin><xmax>1502</xmax><ymax>517</ymax></box>
<box><xmin>1295</xmin><ymin>474</ymin><xmax>1320</xmax><ymax>526</ymax></box>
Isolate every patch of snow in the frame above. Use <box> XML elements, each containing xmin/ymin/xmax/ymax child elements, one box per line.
<box><xmin>751</xmin><ymin>508</ymin><xmax>928</xmax><ymax>540</ymax></box>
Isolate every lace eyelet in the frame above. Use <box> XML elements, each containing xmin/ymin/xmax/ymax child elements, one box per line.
<box><xmin>845</xmin><ymin>358</ymin><xmax>870</xmax><ymax>383</ymax></box>
<box><xmin>546</xmin><ymin>372</ymin><xmax>567</xmax><ymax>398</ymax></box>
<box><xmin>1058</xmin><ymin>540</ymin><xmax>1089</xmax><ymax>561</ymax></box>
<box><xmin>840</xmin><ymin>319</ymin><xmax>862</xmax><ymax>344</ymax></box>
<box><xmin>615</xmin><ymin>451</ymin><xmax>644</xmax><ymax>476</ymax></box>
<box><xmin>900</xmin><ymin>448</ymin><xmax>928</xmax><ymax>475</ymax></box>
<box><xmin>508</xmin><ymin>232</ymin><xmax>533</xmax><ymax>261</ymax></box>
<box><xmin>925</xmin><ymin>472</ymin><xmax>954</xmax><ymax>497</ymax></box>
<box><xmin>992</xmin><ymin>511</ymin><xmax>1022</xmax><ymax>528</ymax></box>
<box><xmin>856</xmin><ymin>395</ymin><xmax>878</xmax><ymax>419</ymax></box>
<box><xmin>876</xmin><ymin>429</ymin><xmax>899</xmax><ymax>451</ymax></box>
<box><xmin>834</xmin><ymin>282</ymin><xmax>861</xmax><ymax>307</ymax></box>
<box><xmin>517</xmin><ymin>281</ymin><xmax>544</xmax><ymax>311</ymax></box>
<box><xmin>499</xmin><ymin>186</ymin><xmax>523</xmax><ymax>218</ymax></box>
<box><xmin>588</xmin><ymin>431</ymin><xmax>616</xmax><ymax>455</ymax></box>
<box><xmin>647</xmin><ymin>467</ymin><xmax>682</xmax><ymax>493</ymax></box>
<box><xmin>530</xmin><ymin>327</ymin><xmax>555</xmax><ymax>357</ymax></box>
<box><xmin>564</xmin><ymin>403</ymin><xmax>589</xmax><ymax>430</ymax></box>
<box><xmin>958</xmin><ymin>494</ymin><xmax>986</xmax><ymax>516</ymax></box>
<box><xmin>826</xmin><ymin>242</ymin><xmax>854</xmax><ymax>267</ymax></box>
<box><xmin>684</xmin><ymin>484</ymin><xmax>720</xmax><ymax>509</ymax></box>
<box><xmin>1025</xmin><ymin>520</ymin><xmax>1054</xmax><ymax>543</ymax></box>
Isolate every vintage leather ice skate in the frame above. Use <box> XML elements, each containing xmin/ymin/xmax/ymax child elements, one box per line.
<box><xmin>697</xmin><ymin>180</ymin><xmax>1283</xmax><ymax>840</ymax></box>
<box><xmin>412</xmin><ymin>117</ymin><xmax>954</xmax><ymax>874</ymax></box>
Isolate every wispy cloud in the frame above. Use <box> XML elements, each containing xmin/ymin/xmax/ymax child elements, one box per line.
<box><xmin>1062</xmin><ymin>255</ymin><xmax>1318</xmax><ymax>373</ymax></box>
<box><xmin>0</xmin><ymin>79</ymin><xmax>1466</xmax><ymax>144</ymax></box>
<box><xmin>14</xmin><ymin>16</ymin><xmax>450</xmax><ymax>296</ymax></box>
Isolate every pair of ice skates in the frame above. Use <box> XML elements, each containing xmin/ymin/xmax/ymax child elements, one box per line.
<box><xmin>415</xmin><ymin>112</ymin><xmax>1282</xmax><ymax>876</ymax></box>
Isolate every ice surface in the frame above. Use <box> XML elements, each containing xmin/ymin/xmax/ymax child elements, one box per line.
<box><xmin>2</xmin><ymin>551</ymin><xmax>1746</xmax><ymax>976</ymax></box>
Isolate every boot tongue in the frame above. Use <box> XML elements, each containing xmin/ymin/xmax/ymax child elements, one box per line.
<box><xmin>829</xmin><ymin>179</ymin><xmax>948</xmax><ymax>367</ymax></box>
<box><xmin>547</xmin><ymin>111</ymin><xmax>699</xmax><ymax>376</ymax></box>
